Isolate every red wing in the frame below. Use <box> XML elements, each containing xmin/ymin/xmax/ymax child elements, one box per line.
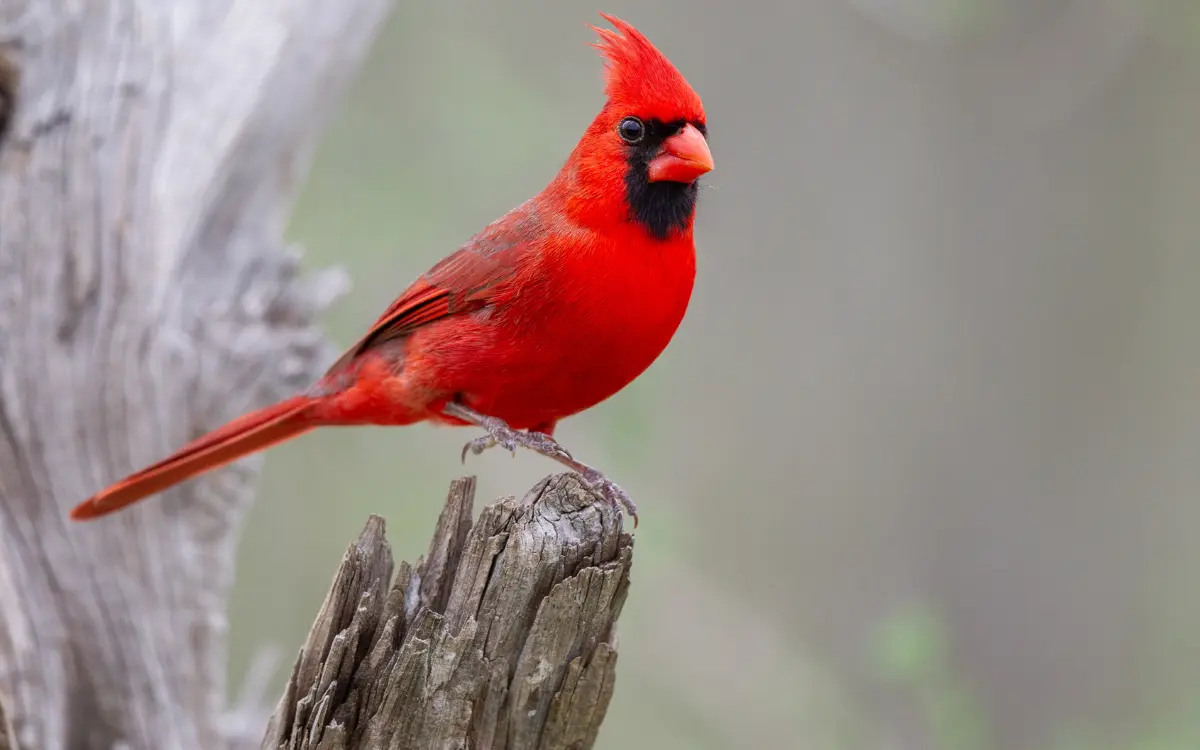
<box><xmin>323</xmin><ymin>205</ymin><xmax>539</xmax><ymax>376</ymax></box>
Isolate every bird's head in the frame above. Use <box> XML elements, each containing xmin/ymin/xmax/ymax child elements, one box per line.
<box><xmin>557</xmin><ymin>14</ymin><xmax>713</xmax><ymax>241</ymax></box>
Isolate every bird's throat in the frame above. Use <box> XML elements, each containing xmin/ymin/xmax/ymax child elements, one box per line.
<box><xmin>623</xmin><ymin>176</ymin><xmax>698</xmax><ymax>241</ymax></box>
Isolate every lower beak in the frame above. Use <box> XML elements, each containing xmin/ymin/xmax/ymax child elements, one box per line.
<box><xmin>647</xmin><ymin>123</ymin><xmax>713</xmax><ymax>184</ymax></box>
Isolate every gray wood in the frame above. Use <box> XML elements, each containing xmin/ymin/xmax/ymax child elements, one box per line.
<box><xmin>263</xmin><ymin>475</ymin><xmax>631</xmax><ymax>750</ymax></box>
<box><xmin>0</xmin><ymin>1</ymin><xmax>392</xmax><ymax>748</ymax></box>
<box><xmin>0</xmin><ymin>696</ymin><xmax>14</xmax><ymax>750</ymax></box>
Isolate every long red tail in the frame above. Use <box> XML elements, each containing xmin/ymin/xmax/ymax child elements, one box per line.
<box><xmin>70</xmin><ymin>396</ymin><xmax>318</xmax><ymax>521</ymax></box>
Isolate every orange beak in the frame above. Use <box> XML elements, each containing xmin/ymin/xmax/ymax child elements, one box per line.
<box><xmin>647</xmin><ymin>123</ymin><xmax>713</xmax><ymax>184</ymax></box>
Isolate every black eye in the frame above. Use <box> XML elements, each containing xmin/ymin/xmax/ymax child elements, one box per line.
<box><xmin>618</xmin><ymin>116</ymin><xmax>645</xmax><ymax>144</ymax></box>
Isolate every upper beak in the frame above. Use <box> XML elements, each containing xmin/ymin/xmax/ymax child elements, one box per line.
<box><xmin>647</xmin><ymin>123</ymin><xmax>713</xmax><ymax>184</ymax></box>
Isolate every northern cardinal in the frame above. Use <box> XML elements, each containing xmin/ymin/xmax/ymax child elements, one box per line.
<box><xmin>70</xmin><ymin>14</ymin><xmax>712</xmax><ymax>525</ymax></box>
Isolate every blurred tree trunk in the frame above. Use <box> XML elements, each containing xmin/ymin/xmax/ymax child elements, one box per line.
<box><xmin>0</xmin><ymin>1</ymin><xmax>390</xmax><ymax>747</ymax></box>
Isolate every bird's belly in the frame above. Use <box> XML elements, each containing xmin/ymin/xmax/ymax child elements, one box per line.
<box><xmin>489</xmin><ymin>344</ymin><xmax>653</xmax><ymax>426</ymax></box>
<box><xmin>421</xmin><ymin>303</ymin><xmax>683</xmax><ymax>430</ymax></box>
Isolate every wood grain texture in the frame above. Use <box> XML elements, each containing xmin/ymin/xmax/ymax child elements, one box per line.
<box><xmin>263</xmin><ymin>474</ymin><xmax>632</xmax><ymax>750</ymax></box>
<box><xmin>0</xmin><ymin>1</ymin><xmax>392</xmax><ymax>748</ymax></box>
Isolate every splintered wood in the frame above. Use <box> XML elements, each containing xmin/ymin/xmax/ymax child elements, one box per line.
<box><xmin>261</xmin><ymin>474</ymin><xmax>634</xmax><ymax>750</ymax></box>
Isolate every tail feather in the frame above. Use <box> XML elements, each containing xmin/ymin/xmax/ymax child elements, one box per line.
<box><xmin>70</xmin><ymin>395</ymin><xmax>317</xmax><ymax>521</ymax></box>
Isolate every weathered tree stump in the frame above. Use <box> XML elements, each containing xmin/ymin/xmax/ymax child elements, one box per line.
<box><xmin>263</xmin><ymin>474</ymin><xmax>632</xmax><ymax>749</ymax></box>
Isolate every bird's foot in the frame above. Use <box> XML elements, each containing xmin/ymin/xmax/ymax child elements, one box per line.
<box><xmin>442</xmin><ymin>401</ymin><xmax>636</xmax><ymax>528</ymax></box>
<box><xmin>573</xmin><ymin>464</ymin><xmax>639</xmax><ymax>528</ymax></box>
<box><xmin>460</xmin><ymin>420</ymin><xmax>572</xmax><ymax>464</ymax></box>
<box><xmin>445</xmin><ymin>401</ymin><xmax>573</xmax><ymax>463</ymax></box>
<box><xmin>459</xmin><ymin>417</ymin><xmax>516</xmax><ymax>460</ymax></box>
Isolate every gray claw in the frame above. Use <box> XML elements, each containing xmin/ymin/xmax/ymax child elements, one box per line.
<box><xmin>461</xmin><ymin>435</ymin><xmax>502</xmax><ymax>463</ymax></box>
<box><xmin>578</xmin><ymin>468</ymin><xmax>639</xmax><ymax>528</ymax></box>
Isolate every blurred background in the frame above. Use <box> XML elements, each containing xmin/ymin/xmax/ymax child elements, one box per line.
<box><xmin>226</xmin><ymin>2</ymin><xmax>1200</xmax><ymax>748</ymax></box>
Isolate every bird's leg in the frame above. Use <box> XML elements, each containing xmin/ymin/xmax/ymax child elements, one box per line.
<box><xmin>442</xmin><ymin>401</ymin><xmax>638</xmax><ymax>526</ymax></box>
<box><xmin>443</xmin><ymin>402</ymin><xmax>572</xmax><ymax>463</ymax></box>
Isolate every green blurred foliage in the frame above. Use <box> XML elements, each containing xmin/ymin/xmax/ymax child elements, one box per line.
<box><xmin>869</xmin><ymin>604</ymin><xmax>1200</xmax><ymax>750</ymax></box>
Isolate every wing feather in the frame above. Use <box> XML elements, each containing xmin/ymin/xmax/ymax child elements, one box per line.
<box><xmin>323</xmin><ymin>201</ymin><xmax>543</xmax><ymax>376</ymax></box>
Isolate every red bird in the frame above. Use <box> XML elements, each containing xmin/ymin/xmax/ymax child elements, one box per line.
<box><xmin>70</xmin><ymin>14</ymin><xmax>712</xmax><ymax>525</ymax></box>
